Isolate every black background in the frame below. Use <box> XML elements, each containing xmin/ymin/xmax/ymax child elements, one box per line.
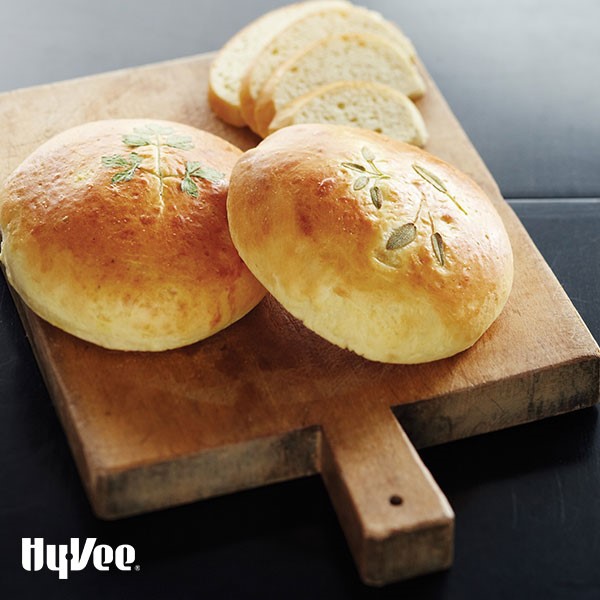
<box><xmin>1</xmin><ymin>1</ymin><xmax>599</xmax><ymax>598</ymax></box>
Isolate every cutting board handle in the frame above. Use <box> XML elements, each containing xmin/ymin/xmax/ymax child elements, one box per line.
<box><xmin>320</xmin><ymin>403</ymin><xmax>454</xmax><ymax>586</ymax></box>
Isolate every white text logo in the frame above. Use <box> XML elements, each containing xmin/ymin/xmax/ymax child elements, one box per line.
<box><xmin>22</xmin><ymin>538</ymin><xmax>137</xmax><ymax>579</ymax></box>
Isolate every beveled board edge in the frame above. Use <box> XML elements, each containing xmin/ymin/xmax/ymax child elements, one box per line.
<box><xmin>85</xmin><ymin>354</ymin><xmax>599</xmax><ymax>519</ymax></box>
<box><xmin>47</xmin><ymin>353</ymin><xmax>598</xmax><ymax>519</ymax></box>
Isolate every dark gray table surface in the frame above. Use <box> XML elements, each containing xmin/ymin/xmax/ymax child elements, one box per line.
<box><xmin>1</xmin><ymin>1</ymin><xmax>599</xmax><ymax>599</ymax></box>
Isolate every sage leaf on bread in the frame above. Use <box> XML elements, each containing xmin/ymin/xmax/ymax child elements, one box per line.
<box><xmin>370</xmin><ymin>185</ymin><xmax>383</xmax><ymax>209</ymax></box>
<box><xmin>353</xmin><ymin>176</ymin><xmax>369</xmax><ymax>190</ymax></box>
<box><xmin>412</xmin><ymin>163</ymin><xmax>447</xmax><ymax>194</ymax></box>
<box><xmin>431</xmin><ymin>232</ymin><xmax>445</xmax><ymax>266</ymax></box>
<box><xmin>361</xmin><ymin>146</ymin><xmax>375</xmax><ymax>162</ymax></box>
<box><xmin>429</xmin><ymin>212</ymin><xmax>446</xmax><ymax>266</ymax></box>
<box><xmin>412</xmin><ymin>163</ymin><xmax>468</xmax><ymax>215</ymax></box>
<box><xmin>341</xmin><ymin>162</ymin><xmax>367</xmax><ymax>173</ymax></box>
<box><xmin>386</xmin><ymin>223</ymin><xmax>417</xmax><ymax>250</ymax></box>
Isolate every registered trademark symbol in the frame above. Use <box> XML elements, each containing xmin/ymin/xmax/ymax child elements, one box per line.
<box><xmin>134</xmin><ymin>565</ymin><xmax>141</xmax><ymax>571</ymax></box>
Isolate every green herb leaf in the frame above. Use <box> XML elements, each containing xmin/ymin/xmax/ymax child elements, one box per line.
<box><xmin>111</xmin><ymin>170</ymin><xmax>133</xmax><ymax>183</ymax></box>
<box><xmin>361</xmin><ymin>146</ymin><xmax>375</xmax><ymax>162</ymax></box>
<box><xmin>122</xmin><ymin>134</ymin><xmax>152</xmax><ymax>147</ymax></box>
<box><xmin>181</xmin><ymin>176</ymin><xmax>199</xmax><ymax>198</ymax></box>
<box><xmin>105</xmin><ymin>152</ymin><xmax>142</xmax><ymax>183</ymax></box>
<box><xmin>180</xmin><ymin>162</ymin><xmax>225</xmax><ymax>196</ymax></box>
<box><xmin>341</xmin><ymin>162</ymin><xmax>367</xmax><ymax>173</ymax></box>
<box><xmin>122</xmin><ymin>125</ymin><xmax>194</xmax><ymax>151</ymax></box>
<box><xmin>104</xmin><ymin>125</ymin><xmax>200</xmax><ymax>193</ymax></box>
<box><xmin>101</xmin><ymin>154</ymin><xmax>129</xmax><ymax>168</ymax></box>
<box><xmin>185</xmin><ymin>161</ymin><xmax>225</xmax><ymax>184</ymax></box>
<box><xmin>185</xmin><ymin>161</ymin><xmax>202</xmax><ymax>173</ymax></box>
<box><xmin>102</xmin><ymin>155</ymin><xmax>125</xmax><ymax>168</ymax></box>
<box><xmin>353</xmin><ymin>175</ymin><xmax>369</xmax><ymax>190</ymax></box>
<box><xmin>370</xmin><ymin>185</ymin><xmax>383</xmax><ymax>209</ymax></box>
<box><xmin>386</xmin><ymin>223</ymin><xmax>417</xmax><ymax>250</ymax></box>
<box><xmin>164</xmin><ymin>134</ymin><xmax>194</xmax><ymax>150</ymax></box>
<box><xmin>412</xmin><ymin>162</ymin><xmax>468</xmax><ymax>215</ymax></box>
<box><xmin>412</xmin><ymin>163</ymin><xmax>447</xmax><ymax>194</ymax></box>
<box><xmin>431</xmin><ymin>231</ymin><xmax>445</xmax><ymax>266</ymax></box>
<box><xmin>343</xmin><ymin>150</ymin><xmax>391</xmax><ymax>206</ymax></box>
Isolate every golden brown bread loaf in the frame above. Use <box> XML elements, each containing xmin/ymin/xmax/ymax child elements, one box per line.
<box><xmin>0</xmin><ymin>119</ymin><xmax>265</xmax><ymax>351</ymax></box>
<box><xmin>227</xmin><ymin>124</ymin><xmax>514</xmax><ymax>363</ymax></box>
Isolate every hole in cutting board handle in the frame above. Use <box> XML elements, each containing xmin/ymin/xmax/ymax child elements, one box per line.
<box><xmin>320</xmin><ymin>404</ymin><xmax>454</xmax><ymax>585</ymax></box>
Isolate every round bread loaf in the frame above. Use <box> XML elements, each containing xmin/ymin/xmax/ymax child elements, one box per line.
<box><xmin>0</xmin><ymin>119</ymin><xmax>265</xmax><ymax>351</ymax></box>
<box><xmin>227</xmin><ymin>124</ymin><xmax>513</xmax><ymax>363</ymax></box>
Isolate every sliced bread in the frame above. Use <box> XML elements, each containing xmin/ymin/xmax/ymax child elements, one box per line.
<box><xmin>239</xmin><ymin>3</ymin><xmax>416</xmax><ymax>132</ymax></box>
<box><xmin>254</xmin><ymin>32</ymin><xmax>426</xmax><ymax>137</ymax></box>
<box><xmin>268</xmin><ymin>81</ymin><xmax>428</xmax><ymax>147</ymax></box>
<box><xmin>208</xmin><ymin>1</ymin><xmax>348</xmax><ymax>127</ymax></box>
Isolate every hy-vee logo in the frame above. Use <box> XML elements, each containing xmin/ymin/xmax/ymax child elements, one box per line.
<box><xmin>22</xmin><ymin>537</ymin><xmax>137</xmax><ymax>579</ymax></box>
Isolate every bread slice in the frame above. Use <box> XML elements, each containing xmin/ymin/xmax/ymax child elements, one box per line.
<box><xmin>239</xmin><ymin>4</ymin><xmax>416</xmax><ymax>132</ymax></box>
<box><xmin>208</xmin><ymin>1</ymin><xmax>348</xmax><ymax>127</ymax></box>
<box><xmin>268</xmin><ymin>81</ymin><xmax>428</xmax><ymax>147</ymax></box>
<box><xmin>254</xmin><ymin>32</ymin><xmax>426</xmax><ymax>137</ymax></box>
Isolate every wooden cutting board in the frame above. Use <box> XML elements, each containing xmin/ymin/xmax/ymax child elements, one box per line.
<box><xmin>0</xmin><ymin>53</ymin><xmax>598</xmax><ymax>586</ymax></box>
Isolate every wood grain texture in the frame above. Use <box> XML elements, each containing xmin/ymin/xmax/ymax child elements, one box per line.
<box><xmin>321</xmin><ymin>402</ymin><xmax>453</xmax><ymax>585</ymax></box>
<box><xmin>0</xmin><ymin>53</ymin><xmax>598</xmax><ymax>586</ymax></box>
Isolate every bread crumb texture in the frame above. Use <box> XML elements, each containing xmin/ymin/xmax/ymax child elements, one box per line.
<box><xmin>268</xmin><ymin>81</ymin><xmax>428</xmax><ymax>146</ymax></box>
<box><xmin>254</xmin><ymin>32</ymin><xmax>425</xmax><ymax>136</ymax></box>
<box><xmin>239</xmin><ymin>1</ymin><xmax>415</xmax><ymax>130</ymax></box>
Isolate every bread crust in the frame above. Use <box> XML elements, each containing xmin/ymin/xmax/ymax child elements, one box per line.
<box><xmin>227</xmin><ymin>124</ymin><xmax>513</xmax><ymax>363</ymax></box>
<box><xmin>0</xmin><ymin>119</ymin><xmax>265</xmax><ymax>350</ymax></box>
<box><xmin>207</xmin><ymin>83</ymin><xmax>247</xmax><ymax>127</ymax></box>
<box><xmin>207</xmin><ymin>2</ymin><xmax>304</xmax><ymax>127</ymax></box>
